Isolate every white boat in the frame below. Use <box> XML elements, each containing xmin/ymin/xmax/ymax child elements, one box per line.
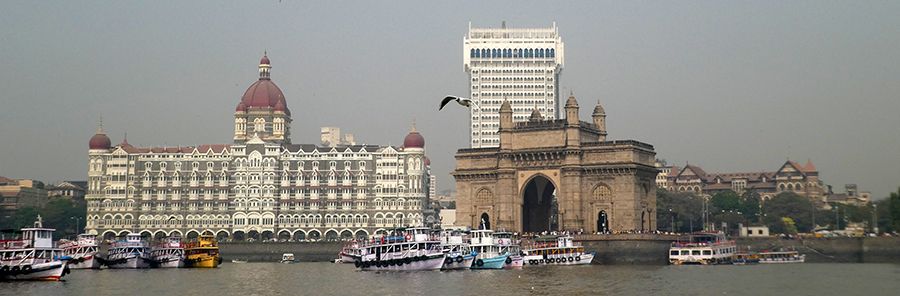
<box><xmin>355</xmin><ymin>227</ymin><xmax>446</xmax><ymax>271</ymax></box>
<box><xmin>339</xmin><ymin>242</ymin><xmax>360</xmax><ymax>264</ymax></box>
<box><xmin>493</xmin><ymin>231</ymin><xmax>524</xmax><ymax>269</ymax></box>
<box><xmin>58</xmin><ymin>233</ymin><xmax>101</xmax><ymax>269</ymax></box>
<box><xmin>281</xmin><ymin>253</ymin><xmax>297</xmax><ymax>263</ymax></box>
<box><xmin>150</xmin><ymin>236</ymin><xmax>184</xmax><ymax>268</ymax></box>
<box><xmin>668</xmin><ymin>231</ymin><xmax>736</xmax><ymax>265</ymax></box>
<box><xmin>438</xmin><ymin>230</ymin><xmax>476</xmax><ymax>270</ymax></box>
<box><xmin>521</xmin><ymin>235</ymin><xmax>594</xmax><ymax>266</ymax></box>
<box><xmin>468</xmin><ymin>230</ymin><xmax>511</xmax><ymax>269</ymax></box>
<box><xmin>106</xmin><ymin>233</ymin><xmax>151</xmax><ymax>269</ymax></box>
<box><xmin>0</xmin><ymin>216</ymin><xmax>69</xmax><ymax>281</ymax></box>
<box><xmin>231</xmin><ymin>259</ymin><xmax>248</xmax><ymax>263</ymax></box>
<box><xmin>758</xmin><ymin>250</ymin><xmax>805</xmax><ymax>263</ymax></box>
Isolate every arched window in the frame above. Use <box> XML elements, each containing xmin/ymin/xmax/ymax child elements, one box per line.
<box><xmin>592</xmin><ymin>185</ymin><xmax>612</xmax><ymax>202</ymax></box>
<box><xmin>475</xmin><ymin>189</ymin><xmax>492</xmax><ymax>204</ymax></box>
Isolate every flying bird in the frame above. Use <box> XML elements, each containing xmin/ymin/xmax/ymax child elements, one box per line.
<box><xmin>440</xmin><ymin>95</ymin><xmax>480</xmax><ymax>111</ymax></box>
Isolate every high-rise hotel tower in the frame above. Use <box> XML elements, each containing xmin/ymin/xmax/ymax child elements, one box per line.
<box><xmin>463</xmin><ymin>22</ymin><xmax>564</xmax><ymax>148</ymax></box>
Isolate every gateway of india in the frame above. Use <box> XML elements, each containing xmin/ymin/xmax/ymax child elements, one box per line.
<box><xmin>452</xmin><ymin>94</ymin><xmax>658</xmax><ymax>233</ymax></box>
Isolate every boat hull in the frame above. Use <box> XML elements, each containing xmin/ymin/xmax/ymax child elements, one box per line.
<box><xmin>523</xmin><ymin>253</ymin><xmax>594</xmax><ymax>266</ymax></box>
<box><xmin>442</xmin><ymin>254</ymin><xmax>475</xmax><ymax>270</ymax></box>
<box><xmin>471</xmin><ymin>254</ymin><xmax>509</xmax><ymax>269</ymax></box>
<box><xmin>340</xmin><ymin>254</ymin><xmax>358</xmax><ymax>264</ymax></box>
<box><xmin>0</xmin><ymin>261</ymin><xmax>68</xmax><ymax>281</ymax></box>
<box><xmin>358</xmin><ymin>254</ymin><xmax>445</xmax><ymax>271</ymax></box>
<box><xmin>68</xmin><ymin>255</ymin><xmax>101</xmax><ymax>269</ymax></box>
<box><xmin>187</xmin><ymin>255</ymin><xmax>220</xmax><ymax>268</ymax></box>
<box><xmin>155</xmin><ymin>257</ymin><xmax>185</xmax><ymax>268</ymax></box>
<box><xmin>107</xmin><ymin>256</ymin><xmax>151</xmax><ymax>269</ymax></box>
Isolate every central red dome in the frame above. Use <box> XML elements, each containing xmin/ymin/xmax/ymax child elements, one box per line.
<box><xmin>238</xmin><ymin>55</ymin><xmax>290</xmax><ymax>115</ymax></box>
<box><xmin>89</xmin><ymin>131</ymin><xmax>111</xmax><ymax>150</ymax></box>
<box><xmin>403</xmin><ymin>128</ymin><xmax>425</xmax><ymax>148</ymax></box>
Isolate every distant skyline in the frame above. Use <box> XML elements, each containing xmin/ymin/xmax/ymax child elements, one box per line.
<box><xmin>1</xmin><ymin>1</ymin><xmax>898</xmax><ymax>199</ymax></box>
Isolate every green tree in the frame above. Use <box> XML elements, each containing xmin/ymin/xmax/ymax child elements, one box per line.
<box><xmin>781</xmin><ymin>217</ymin><xmax>798</xmax><ymax>235</ymax></box>
<box><xmin>763</xmin><ymin>192</ymin><xmax>815</xmax><ymax>233</ymax></box>
<box><xmin>873</xmin><ymin>199</ymin><xmax>892</xmax><ymax>233</ymax></box>
<box><xmin>656</xmin><ymin>188</ymin><xmax>704</xmax><ymax>232</ymax></box>
<box><xmin>890</xmin><ymin>187</ymin><xmax>900</xmax><ymax>232</ymax></box>
<box><xmin>739</xmin><ymin>190</ymin><xmax>761</xmax><ymax>224</ymax></box>
<box><xmin>710</xmin><ymin>190</ymin><xmax>741</xmax><ymax>212</ymax></box>
<box><xmin>9</xmin><ymin>207</ymin><xmax>40</xmax><ymax>230</ymax></box>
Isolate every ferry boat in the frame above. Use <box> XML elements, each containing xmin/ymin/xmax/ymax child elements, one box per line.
<box><xmin>438</xmin><ymin>230</ymin><xmax>476</xmax><ymax>270</ymax></box>
<box><xmin>758</xmin><ymin>250</ymin><xmax>805</xmax><ymax>263</ymax></box>
<box><xmin>58</xmin><ymin>233</ymin><xmax>101</xmax><ymax>269</ymax></box>
<box><xmin>338</xmin><ymin>243</ymin><xmax>360</xmax><ymax>264</ymax></box>
<box><xmin>107</xmin><ymin>233</ymin><xmax>151</xmax><ymax>269</ymax></box>
<box><xmin>184</xmin><ymin>235</ymin><xmax>220</xmax><ymax>268</ymax></box>
<box><xmin>521</xmin><ymin>235</ymin><xmax>594</xmax><ymax>266</ymax></box>
<box><xmin>0</xmin><ymin>217</ymin><xmax>69</xmax><ymax>281</ymax></box>
<box><xmin>150</xmin><ymin>236</ymin><xmax>184</xmax><ymax>268</ymax></box>
<box><xmin>731</xmin><ymin>251</ymin><xmax>760</xmax><ymax>265</ymax></box>
<box><xmin>668</xmin><ymin>231</ymin><xmax>736</xmax><ymax>265</ymax></box>
<box><xmin>281</xmin><ymin>253</ymin><xmax>297</xmax><ymax>263</ymax></box>
<box><xmin>494</xmin><ymin>231</ymin><xmax>524</xmax><ymax>268</ymax></box>
<box><xmin>355</xmin><ymin>227</ymin><xmax>446</xmax><ymax>271</ymax></box>
<box><xmin>468</xmin><ymin>230</ymin><xmax>510</xmax><ymax>269</ymax></box>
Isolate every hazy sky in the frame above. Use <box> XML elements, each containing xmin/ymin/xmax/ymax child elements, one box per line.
<box><xmin>2</xmin><ymin>1</ymin><xmax>898</xmax><ymax>199</ymax></box>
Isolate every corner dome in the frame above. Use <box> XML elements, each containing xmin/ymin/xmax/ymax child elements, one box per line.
<box><xmin>593</xmin><ymin>102</ymin><xmax>605</xmax><ymax>115</ymax></box>
<box><xmin>89</xmin><ymin>129</ymin><xmax>111</xmax><ymax>150</ymax></box>
<box><xmin>424</xmin><ymin>157</ymin><xmax>430</xmax><ymax>166</ymax></box>
<box><xmin>236</xmin><ymin>101</ymin><xmax>247</xmax><ymax>112</ymax></box>
<box><xmin>565</xmin><ymin>92</ymin><xmax>578</xmax><ymax>108</ymax></box>
<box><xmin>260</xmin><ymin>55</ymin><xmax>270</xmax><ymax>65</ymax></box>
<box><xmin>530</xmin><ymin>108</ymin><xmax>542</xmax><ymax>121</ymax></box>
<box><xmin>403</xmin><ymin>126</ymin><xmax>425</xmax><ymax>149</ymax></box>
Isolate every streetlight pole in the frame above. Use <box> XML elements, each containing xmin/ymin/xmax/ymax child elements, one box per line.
<box><xmin>71</xmin><ymin>216</ymin><xmax>82</xmax><ymax>236</ymax></box>
<box><xmin>873</xmin><ymin>204</ymin><xmax>879</xmax><ymax>234</ymax></box>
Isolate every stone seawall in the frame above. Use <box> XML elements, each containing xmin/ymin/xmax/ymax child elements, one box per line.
<box><xmin>217</xmin><ymin>236</ymin><xmax>900</xmax><ymax>264</ymax></box>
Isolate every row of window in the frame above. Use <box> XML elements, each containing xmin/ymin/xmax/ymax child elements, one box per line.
<box><xmin>470</xmin><ymin>48</ymin><xmax>556</xmax><ymax>59</ymax></box>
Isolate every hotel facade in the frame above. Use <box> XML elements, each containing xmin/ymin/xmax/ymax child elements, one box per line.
<box><xmin>85</xmin><ymin>55</ymin><xmax>433</xmax><ymax>241</ymax></box>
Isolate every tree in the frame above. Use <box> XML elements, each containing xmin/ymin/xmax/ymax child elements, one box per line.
<box><xmin>656</xmin><ymin>188</ymin><xmax>704</xmax><ymax>232</ymax></box>
<box><xmin>739</xmin><ymin>190</ymin><xmax>761</xmax><ymax>224</ymax></box>
<box><xmin>890</xmin><ymin>187</ymin><xmax>900</xmax><ymax>232</ymax></box>
<box><xmin>9</xmin><ymin>207</ymin><xmax>40</xmax><ymax>230</ymax></box>
<box><xmin>762</xmin><ymin>192</ymin><xmax>815</xmax><ymax>233</ymax></box>
<box><xmin>710</xmin><ymin>191</ymin><xmax>741</xmax><ymax>212</ymax></box>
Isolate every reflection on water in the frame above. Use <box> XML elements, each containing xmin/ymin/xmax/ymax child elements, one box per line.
<box><xmin>2</xmin><ymin>263</ymin><xmax>899</xmax><ymax>296</ymax></box>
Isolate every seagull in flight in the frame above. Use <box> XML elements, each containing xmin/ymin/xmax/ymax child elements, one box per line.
<box><xmin>440</xmin><ymin>95</ymin><xmax>480</xmax><ymax>111</ymax></box>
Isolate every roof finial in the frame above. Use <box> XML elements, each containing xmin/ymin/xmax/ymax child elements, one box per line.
<box><xmin>412</xmin><ymin>117</ymin><xmax>418</xmax><ymax>132</ymax></box>
<box><xmin>99</xmin><ymin>117</ymin><xmax>104</xmax><ymax>133</ymax></box>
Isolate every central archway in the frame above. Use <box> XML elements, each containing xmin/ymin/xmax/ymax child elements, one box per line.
<box><xmin>521</xmin><ymin>175</ymin><xmax>557</xmax><ymax>233</ymax></box>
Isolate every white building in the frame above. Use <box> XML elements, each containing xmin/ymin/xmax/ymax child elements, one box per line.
<box><xmin>463</xmin><ymin>21</ymin><xmax>565</xmax><ymax>148</ymax></box>
<box><xmin>86</xmin><ymin>55</ymin><xmax>433</xmax><ymax>242</ymax></box>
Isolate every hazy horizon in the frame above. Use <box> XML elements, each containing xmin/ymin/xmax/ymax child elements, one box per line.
<box><xmin>2</xmin><ymin>1</ymin><xmax>898</xmax><ymax>199</ymax></box>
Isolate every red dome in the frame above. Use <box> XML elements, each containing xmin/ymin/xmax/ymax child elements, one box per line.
<box><xmin>89</xmin><ymin>131</ymin><xmax>111</xmax><ymax>150</ymax></box>
<box><xmin>274</xmin><ymin>100</ymin><xmax>290</xmax><ymax>115</ymax></box>
<box><xmin>260</xmin><ymin>55</ymin><xmax>270</xmax><ymax>65</ymax></box>
<box><xmin>424</xmin><ymin>157</ymin><xmax>430</xmax><ymax>166</ymax></box>
<box><xmin>403</xmin><ymin>128</ymin><xmax>425</xmax><ymax>148</ymax></box>
<box><xmin>236</xmin><ymin>101</ymin><xmax>247</xmax><ymax>112</ymax></box>
<box><xmin>241</xmin><ymin>77</ymin><xmax>289</xmax><ymax>111</ymax></box>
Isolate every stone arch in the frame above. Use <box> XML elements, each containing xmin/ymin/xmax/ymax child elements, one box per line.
<box><xmin>216</xmin><ymin>230</ymin><xmax>230</xmax><ymax>241</ymax></box>
<box><xmin>102</xmin><ymin>230</ymin><xmax>116</xmax><ymax>241</ymax></box>
<box><xmin>325</xmin><ymin>229</ymin><xmax>339</xmax><ymax>242</ymax></box>
<box><xmin>169</xmin><ymin>230</ymin><xmax>182</xmax><ymax>237</ymax></box>
<box><xmin>520</xmin><ymin>173</ymin><xmax>558</xmax><ymax>233</ymax></box>
<box><xmin>475</xmin><ymin>188</ymin><xmax>493</xmax><ymax>204</ymax></box>
<box><xmin>591</xmin><ymin>184</ymin><xmax>612</xmax><ymax>202</ymax></box>
<box><xmin>293</xmin><ymin>230</ymin><xmax>306</xmax><ymax>241</ymax></box>
<box><xmin>340</xmin><ymin>229</ymin><xmax>353</xmax><ymax>240</ymax></box>
<box><xmin>261</xmin><ymin>230</ymin><xmax>274</xmax><ymax>241</ymax></box>
<box><xmin>307</xmin><ymin>229</ymin><xmax>321</xmax><ymax>241</ymax></box>
<box><xmin>186</xmin><ymin>230</ymin><xmax>200</xmax><ymax>240</ymax></box>
<box><xmin>278</xmin><ymin>230</ymin><xmax>291</xmax><ymax>241</ymax></box>
<box><xmin>355</xmin><ymin>229</ymin><xmax>368</xmax><ymax>240</ymax></box>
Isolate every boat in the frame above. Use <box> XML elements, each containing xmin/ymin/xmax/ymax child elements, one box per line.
<box><xmin>0</xmin><ymin>217</ymin><xmax>70</xmax><ymax>281</ymax></box>
<box><xmin>231</xmin><ymin>259</ymin><xmax>248</xmax><ymax>263</ymax></box>
<box><xmin>668</xmin><ymin>231</ymin><xmax>737</xmax><ymax>265</ymax></box>
<box><xmin>520</xmin><ymin>235</ymin><xmax>594</xmax><ymax>266</ymax></box>
<box><xmin>731</xmin><ymin>251</ymin><xmax>760</xmax><ymax>265</ymax></box>
<box><xmin>438</xmin><ymin>230</ymin><xmax>476</xmax><ymax>270</ymax></box>
<box><xmin>281</xmin><ymin>253</ymin><xmax>297</xmax><ymax>263</ymax></box>
<box><xmin>468</xmin><ymin>230</ymin><xmax>510</xmax><ymax>269</ymax></box>
<box><xmin>58</xmin><ymin>233</ymin><xmax>101</xmax><ymax>269</ymax></box>
<box><xmin>354</xmin><ymin>227</ymin><xmax>446</xmax><ymax>271</ymax></box>
<box><xmin>106</xmin><ymin>233</ymin><xmax>152</xmax><ymax>269</ymax></box>
<box><xmin>494</xmin><ymin>231</ymin><xmax>524</xmax><ymax>268</ymax></box>
<box><xmin>758</xmin><ymin>250</ymin><xmax>805</xmax><ymax>263</ymax></box>
<box><xmin>184</xmin><ymin>235</ymin><xmax>220</xmax><ymax>268</ymax></box>
<box><xmin>338</xmin><ymin>242</ymin><xmax>360</xmax><ymax>264</ymax></box>
<box><xmin>150</xmin><ymin>236</ymin><xmax>184</xmax><ymax>268</ymax></box>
